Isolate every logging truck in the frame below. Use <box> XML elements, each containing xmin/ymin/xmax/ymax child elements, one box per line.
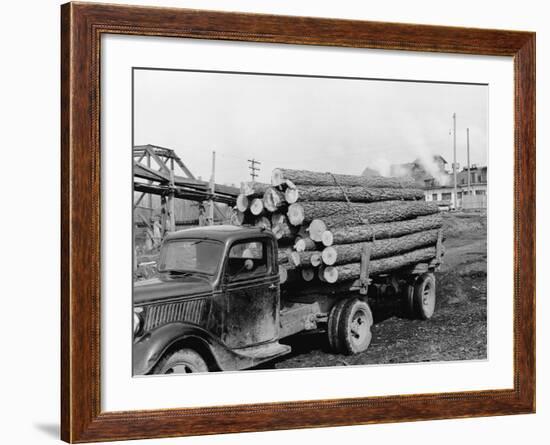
<box><xmin>133</xmin><ymin>224</ymin><xmax>443</xmax><ymax>375</ymax></box>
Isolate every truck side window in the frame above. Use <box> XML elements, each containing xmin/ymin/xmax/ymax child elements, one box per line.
<box><xmin>227</xmin><ymin>241</ymin><xmax>267</xmax><ymax>280</ymax></box>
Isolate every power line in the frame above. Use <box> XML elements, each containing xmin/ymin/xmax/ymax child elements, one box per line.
<box><xmin>247</xmin><ymin>158</ymin><xmax>261</xmax><ymax>181</ymax></box>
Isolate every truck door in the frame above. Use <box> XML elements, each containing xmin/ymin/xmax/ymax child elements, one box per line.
<box><xmin>221</xmin><ymin>238</ymin><xmax>280</xmax><ymax>349</ymax></box>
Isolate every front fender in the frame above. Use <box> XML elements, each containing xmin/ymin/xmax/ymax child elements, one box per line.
<box><xmin>133</xmin><ymin>323</ymin><xmax>257</xmax><ymax>375</ymax></box>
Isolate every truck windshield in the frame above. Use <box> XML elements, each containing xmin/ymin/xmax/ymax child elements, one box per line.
<box><xmin>158</xmin><ymin>239</ymin><xmax>223</xmax><ymax>275</ymax></box>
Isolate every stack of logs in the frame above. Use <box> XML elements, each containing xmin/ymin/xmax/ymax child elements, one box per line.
<box><xmin>231</xmin><ymin>168</ymin><xmax>443</xmax><ymax>290</ymax></box>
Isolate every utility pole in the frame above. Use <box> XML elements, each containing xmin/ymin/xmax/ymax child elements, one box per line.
<box><xmin>207</xmin><ymin>150</ymin><xmax>216</xmax><ymax>225</ymax></box>
<box><xmin>452</xmin><ymin>113</ymin><xmax>458</xmax><ymax>210</ymax></box>
<box><xmin>248</xmin><ymin>158</ymin><xmax>261</xmax><ymax>181</ymax></box>
<box><xmin>467</xmin><ymin>128</ymin><xmax>471</xmax><ymax>197</ymax></box>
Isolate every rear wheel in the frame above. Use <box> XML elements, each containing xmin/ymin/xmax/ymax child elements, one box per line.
<box><xmin>412</xmin><ymin>273</ymin><xmax>436</xmax><ymax>320</ymax></box>
<box><xmin>328</xmin><ymin>298</ymin><xmax>373</xmax><ymax>354</ymax></box>
<box><xmin>153</xmin><ymin>348</ymin><xmax>209</xmax><ymax>374</ymax></box>
<box><xmin>327</xmin><ymin>299</ymin><xmax>347</xmax><ymax>353</ymax></box>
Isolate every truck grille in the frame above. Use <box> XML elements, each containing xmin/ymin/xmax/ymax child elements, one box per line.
<box><xmin>144</xmin><ymin>299</ymin><xmax>207</xmax><ymax>331</ymax></box>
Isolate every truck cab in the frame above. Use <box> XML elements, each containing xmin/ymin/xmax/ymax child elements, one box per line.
<box><xmin>133</xmin><ymin>225</ymin><xmax>291</xmax><ymax>375</ymax></box>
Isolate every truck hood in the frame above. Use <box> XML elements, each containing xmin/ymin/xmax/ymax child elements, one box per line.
<box><xmin>133</xmin><ymin>275</ymin><xmax>213</xmax><ymax>304</ymax></box>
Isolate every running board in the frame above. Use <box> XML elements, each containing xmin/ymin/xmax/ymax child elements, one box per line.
<box><xmin>233</xmin><ymin>341</ymin><xmax>291</xmax><ymax>361</ymax></box>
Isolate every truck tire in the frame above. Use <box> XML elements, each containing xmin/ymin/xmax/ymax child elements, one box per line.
<box><xmin>404</xmin><ymin>283</ymin><xmax>415</xmax><ymax>317</ymax></box>
<box><xmin>327</xmin><ymin>299</ymin><xmax>348</xmax><ymax>353</ymax></box>
<box><xmin>412</xmin><ymin>273</ymin><xmax>436</xmax><ymax>320</ymax></box>
<box><xmin>338</xmin><ymin>299</ymin><xmax>373</xmax><ymax>354</ymax></box>
<box><xmin>153</xmin><ymin>348</ymin><xmax>209</xmax><ymax>374</ymax></box>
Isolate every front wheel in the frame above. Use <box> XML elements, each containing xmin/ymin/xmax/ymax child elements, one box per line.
<box><xmin>153</xmin><ymin>348</ymin><xmax>209</xmax><ymax>374</ymax></box>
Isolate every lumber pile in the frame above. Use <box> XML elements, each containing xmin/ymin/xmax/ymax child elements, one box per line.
<box><xmin>231</xmin><ymin>168</ymin><xmax>443</xmax><ymax>289</ymax></box>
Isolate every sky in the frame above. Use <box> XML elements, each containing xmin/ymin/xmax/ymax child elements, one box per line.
<box><xmin>133</xmin><ymin>69</ymin><xmax>488</xmax><ymax>186</ymax></box>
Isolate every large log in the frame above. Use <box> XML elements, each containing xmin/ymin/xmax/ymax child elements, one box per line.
<box><xmin>331</xmin><ymin>213</ymin><xmax>443</xmax><ymax>244</ymax></box>
<box><xmin>296</xmin><ymin>200</ymin><xmax>439</xmax><ymax>225</ymax></box>
<box><xmin>272</xmin><ymin>168</ymin><xmax>416</xmax><ymax>189</ymax></box>
<box><xmin>327</xmin><ymin>229</ymin><xmax>439</xmax><ymax>265</ymax></box>
<box><xmin>320</xmin><ymin>246</ymin><xmax>437</xmax><ymax>283</ymax></box>
<box><xmin>297</xmin><ymin>185</ymin><xmax>424</xmax><ymax>202</ymax></box>
<box><xmin>296</xmin><ymin>229</ymin><xmax>438</xmax><ymax>266</ymax></box>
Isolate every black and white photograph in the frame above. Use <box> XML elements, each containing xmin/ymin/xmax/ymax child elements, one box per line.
<box><xmin>132</xmin><ymin>68</ymin><xmax>488</xmax><ymax>376</ymax></box>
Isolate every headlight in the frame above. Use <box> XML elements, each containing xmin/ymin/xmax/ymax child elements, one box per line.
<box><xmin>133</xmin><ymin>307</ymin><xmax>144</xmax><ymax>336</ymax></box>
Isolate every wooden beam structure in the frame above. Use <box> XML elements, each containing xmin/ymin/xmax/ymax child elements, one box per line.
<box><xmin>133</xmin><ymin>144</ymin><xmax>239</xmax><ymax>236</ymax></box>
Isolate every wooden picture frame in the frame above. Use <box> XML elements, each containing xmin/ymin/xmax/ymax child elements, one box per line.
<box><xmin>61</xmin><ymin>2</ymin><xmax>535</xmax><ymax>442</ymax></box>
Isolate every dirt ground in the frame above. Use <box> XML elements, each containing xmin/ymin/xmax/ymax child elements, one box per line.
<box><xmin>269</xmin><ymin>210</ymin><xmax>488</xmax><ymax>369</ymax></box>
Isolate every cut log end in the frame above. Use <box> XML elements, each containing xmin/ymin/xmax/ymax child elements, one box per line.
<box><xmin>285</xmin><ymin>187</ymin><xmax>299</xmax><ymax>204</ymax></box>
<box><xmin>287</xmin><ymin>203</ymin><xmax>305</xmax><ymax>226</ymax></box>
<box><xmin>250</xmin><ymin>198</ymin><xmax>264</xmax><ymax>216</ymax></box>
<box><xmin>301</xmin><ymin>268</ymin><xmax>315</xmax><ymax>282</ymax></box>
<box><xmin>308</xmin><ymin>219</ymin><xmax>327</xmax><ymax>242</ymax></box>
<box><xmin>321</xmin><ymin>266</ymin><xmax>338</xmax><ymax>284</ymax></box>
<box><xmin>236</xmin><ymin>194</ymin><xmax>249</xmax><ymax>212</ymax></box>
<box><xmin>294</xmin><ymin>238</ymin><xmax>306</xmax><ymax>252</ymax></box>
<box><xmin>321</xmin><ymin>246</ymin><xmax>337</xmax><ymax>266</ymax></box>
<box><xmin>289</xmin><ymin>251</ymin><xmax>301</xmax><ymax>267</ymax></box>
<box><xmin>310</xmin><ymin>253</ymin><xmax>322</xmax><ymax>267</ymax></box>
<box><xmin>294</xmin><ymin>236</ymin><xmax>316</xmax><ymax>252</ymax></box>
<box><xmin>321</xmin><ymin>230</ymin><xmax>334</xmax><ymax>247</ymax></box>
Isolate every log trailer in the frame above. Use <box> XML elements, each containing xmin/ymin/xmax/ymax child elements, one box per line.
<box><xmin>133</xmin><ymin>224</ymin><xmax>443</xmax><ymax>375</ymax></box>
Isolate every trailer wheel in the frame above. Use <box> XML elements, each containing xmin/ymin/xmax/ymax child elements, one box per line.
<box><xmin>327</xmin><ymin>299</ymin><xmax>347</xmax><ymax>353</ymax></box>
<box><xmin>412</xmin><ymin>273</ymin><xmax>436</xmax><ymax>320</ymax></box>
<box><xmin>153</xmin><ymin>348</ymin><xmax>209</xmax><ymax>374</ymax></box>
